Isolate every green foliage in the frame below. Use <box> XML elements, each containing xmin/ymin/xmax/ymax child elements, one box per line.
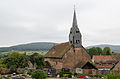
<box><xmin>96</xmin><ymin>47</ymin><xmax>102</xmax><ymax>53</ymax></box>
<box><xmin>76</xmin><ymin>74</ymin><xmax>85</xmax><ymax>78</ymax></box>
<box><xmin>74</xmin><ymin>73</ymin><xmax>78</xmax><ymax>76</ymax></box>
<box><xmin>27</xmin><ymin>71</ymin><xmax>32</xmax><ymax>75</ymax></box>
<box><xmin>94</xmin><ymin>74</ymin><xmax>102</xmax><ymax>78</ymax></box>
<box><xmin>1</xmin><ymin>72</ymin><xmax>4</xmax><ymax>75</ymax></box>
<box><xmin>34</xmin><ymin>55</ymin><xmax>45</xmax><ymax>69</ymax></box>
<box><xmin>2</xmin><ymin>52</ymin><xmax>29</xmax><ymax>68</ymax></box>
<box><xmin>47</xmin><ymin>73</ymin><xmax>56</xmax><ymax>77</ymax></box>
<box><xmin>59</xmin><ymin>72</ymin><xmax>72</xmax><ymax>78</ymax></box>
<box><xmin>68</xmin><ymin>74</ymin><xmax>72</xmax><ymax>78</ymax></box>
<box><xmin>87</xmin><ymin>46</ymin><xmax>112</xmax><ymax>57</ymax></box>
<box><xmin>103</xmin><ymin>47</ymin><xmax>111</xmax><ymax>55</ymax></box>
<box><xmin>105</xmin><ymin>72</ymin><xmax>120</xmax><ymax>79</ymax></box>
<box><xmin>32</xmin><ymin>70</ymin><xmax>47</xmax><ymax>79</ymax></box>
<box><xmin>91</xmin><ymin>62</ymin><xmax>96</xmax><ymax>67</ymax></box>
<box><xmin>87</xmin><ymin>47</ymin><xmax>100</xmax><ymax>57</ymax></box>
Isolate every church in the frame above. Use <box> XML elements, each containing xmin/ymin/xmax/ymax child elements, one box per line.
<box><xmin>44</xmin><ymin>9</ymin><xmax>96</xmax><ymax>74</ymax></box>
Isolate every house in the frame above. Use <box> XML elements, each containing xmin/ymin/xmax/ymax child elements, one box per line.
<box><xmin>92</xmin><ymin>55</ymin><xmax>118</xmax><ymax>70</ymax></box>
<box><xmin>44</xmin><ymin>9</ymin><xmax>96</xmax><ymax>74</ymax></box>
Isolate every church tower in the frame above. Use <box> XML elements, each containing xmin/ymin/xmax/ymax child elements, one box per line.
<box><xmin>69</xmin><ymin>9</ymin><xmax>82</xmax><ymax>47</ymax></box>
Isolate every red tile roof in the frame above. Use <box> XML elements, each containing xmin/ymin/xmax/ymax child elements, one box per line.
<box><xmin>97</xmin><ymin>66</ymin><xmax>113</xmax><ymax>68</ymax></box>
<box><xmin>93</xmin><ymin>55</ymin><xmax>118</xmax><ymax>63</ymax></box>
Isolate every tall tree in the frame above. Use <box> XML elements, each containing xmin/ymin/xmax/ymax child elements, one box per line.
<box><xmin>87</xmin><ymin>47</ymin><xmax>99</xmax><ymax>57</ymax></box>
<box><xmin>34</xmin><ymin>55</ymin><xmax>45</xmax><ymax>69</ymax></box>
<box><xmin>96</xmin><ymin>47</ymin><xmax>102</xmax><ymax>54</ymax></box>
<box><xmin>103</xmin><ymin>47</ymin><xmax>111</xmax><ymax>55</ymax></box>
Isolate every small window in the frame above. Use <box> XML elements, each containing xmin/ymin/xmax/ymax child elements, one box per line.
<box><xmin>70</xmin><ymin>32</ymin><xmax>72</xmax><ymax>34</ymax></box>
<box><xmin>76</xmin><ymin>31</ymin><xmax>79</xmax><ymax>33</ymax></box>
<box><xmin>70</xmin><ymin>41</ymin><xmax>72</xmax><ymax>43</ymax></box>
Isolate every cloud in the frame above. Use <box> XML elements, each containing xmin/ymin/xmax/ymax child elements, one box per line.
<box><xmin>0</xmin><ymin>0</ymin><xmax>120</xmax><ymax>47</ymax></box>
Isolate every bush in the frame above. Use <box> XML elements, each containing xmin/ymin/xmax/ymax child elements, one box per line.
<box><xmin>59</xmin><ymin>72</ymin><xmax>72</xmax><ymax>78</ymax></box>
<box><xmin>27</xmin><ymin>71</ymin><xmax>32</xmax><ymax>75</ymax></box>
<box><xmin>68</xmin><ymin>74</ymin><xmax>72</xmax><ymax>78</ymax></box>
<box><xmin>94</xmin><ymin>74</ymin><xmax>102</xmax><ymax>78</ymax></box>
<box><xmin>1</xmin><ymin>72</ymin><xmax>4</xmax><ymax>75</ymax></box>
<box><xmin>59</xmin><ymin>72</ymin><xmax>63</xmax><ymax>77</ymax></box>
<box><xmin>77</xmin><ymin>74</ymin><xmax>85</xmax><ymax>78</ymax></box>
<box><xmin>74</xmin><ymin>73</ymin><xmax>77</xmax><ymax>77</ymax></box>
<box><xmin>47</xmin><ymin>73</ymin><xmax>56</xmax><ymax>77</ymax></box>
<box><xmin>32</xmin><ymin>70</ymin><xmax>47</xmax><ymax>79</ymax></box>
<box><xmin>105</xmin><ymin>72</ymin><xmax>120</xmax><ymax>79</ymax></box>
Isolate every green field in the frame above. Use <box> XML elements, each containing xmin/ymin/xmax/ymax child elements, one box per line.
<box><xmin>0</xmin><ymin>51</ymin><xmax>47</xmax><ymax>57</ymax></box>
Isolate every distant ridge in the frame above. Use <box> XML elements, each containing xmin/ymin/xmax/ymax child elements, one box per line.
<box><xmin>0</xmin><ymin>43</ymin><xmax>120</xmax><ymax>53</ymax></box>
<box><xmin>86</xmin><ymin>44</ymin><xmax>120</xmax><ymax>52</ymax></box>
<box><xmin>0</xmin><ymin>42</ymin><xmax>57</xmax><ymax>52</ymax></box>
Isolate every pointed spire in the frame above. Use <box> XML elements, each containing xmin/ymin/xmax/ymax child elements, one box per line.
<box><xmin>72</xmin><ymin>6</ymin><xmax>78</xmax><ymax>27</ymax></box>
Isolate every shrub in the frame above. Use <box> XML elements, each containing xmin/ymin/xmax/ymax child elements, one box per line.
<box><xmin>59</xmin><ymin>72</ymin><xmax>72</xmax><ymax>78</ymax></box>
<box><xmin>27</xmin><ymin>71</ymin><xmax>32</xmax><ymax>75</ymax></box>
<box><xmin>59</xmin><ymin>72</ymin><xmax>63</xmax><ymax>77</ymax></box>
<box><xmin>47</xmin><ymin>73</ymin><xmax>56</xmax><ymax>77</ymax></box>
<box><xmin>1</xmin><ymin>72</ymin><xmax>4</xmax><ymax>75</ymax></box>
<box><xmin>94</xmin><ymin>74</ymin><xmax>102</xmax><ymax>78</ymax></box>
<box><xmin>77</xmin><ymin>74</ymin><xmax>85</xmax><ymax>78</ymax></box>
<box><xmin>68</xmin><ymin>74</ymin><xmax>72</xmax><ymax>78</ymax></box>
<box><xmin>105</xmin><ymin>72</ymin><xmax>120</xmax><ymax>79</ymax></box>
<box><xmin>74</xmin><ymin>73</ymin><xmax>77</xmax><ymax>77</ymax></box>
<box><xmin>32</xmin><ymin>70</ymin><xmax>47</xmax><ymax>79</ymax></box>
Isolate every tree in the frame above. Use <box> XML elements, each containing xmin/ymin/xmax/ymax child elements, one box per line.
<box><xmin>32</xmin><ymin>70</ymin><xmax>47</xmax><ymax>79</ymax></box>
<box><xmin>87</xmin><ymin>47</ymin><xmax>99</xmax><ymax>57</ymax></box>
<box><xmin>34</xmin><ymin>55</ymin><xmax>45</xmax><ymax>69</ymax></box>
<box><xmin>103</xmin><ymin>47</ymin><xmax>111</xmax><ymax>55</ymax></box>
<box><xmin>2</xmin><ymin>52</ymin><xmax>29</xmax><ymax>68</ymax></box>
<box><xmin>96</xmin><ymin>47</ymin><xmax>102</xmax><ymax>54</ymax></box>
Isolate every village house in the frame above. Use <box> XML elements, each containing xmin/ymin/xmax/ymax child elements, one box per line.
<box><xmin>92</xmin><ymin>55</ymin><xmax>119</xmax><ymax>71</ymax></box>
<box><xmin>44</xmin><ymin>9</ymin><xmax>96</xmax><ymax>74</ymax></box>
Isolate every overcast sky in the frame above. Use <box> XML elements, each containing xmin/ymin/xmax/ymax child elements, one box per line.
<box><xmin>0</xmin><ymin>0</ymin><xmax>120</xmax><ymax>47</ymax></box>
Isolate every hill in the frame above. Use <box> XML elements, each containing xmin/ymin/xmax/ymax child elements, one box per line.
<box><xmin>0</xmin><ymin>42</ymin><xmax>57</xmax><ymax>52</ymax></box>
<box><xmin>86</xmin><ymin>44</ymin><xmax>120</xmax><ymax>52</ymax></box>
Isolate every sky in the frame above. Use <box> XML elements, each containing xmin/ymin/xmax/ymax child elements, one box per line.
<box><xmin>0</xmin><ymin>0</ymin><xmax>120</xmax><ymax>47</ymax></box>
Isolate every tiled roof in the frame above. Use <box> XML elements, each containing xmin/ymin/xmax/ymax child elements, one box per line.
<box><xmin>97</xmin><ymin>66</ymin><xmax>113</xmax><ymax>68</ymax></box>
<box><xmin>93</xmin><ymin>55</ymin><xmax>118</xmax><ymax>63</ymax></box>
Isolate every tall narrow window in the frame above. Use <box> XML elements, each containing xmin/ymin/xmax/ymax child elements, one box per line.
<box><xmin>76</xmin><ymin>40</ymin><xmax>77</xmax><ymax>43</ymax></box>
